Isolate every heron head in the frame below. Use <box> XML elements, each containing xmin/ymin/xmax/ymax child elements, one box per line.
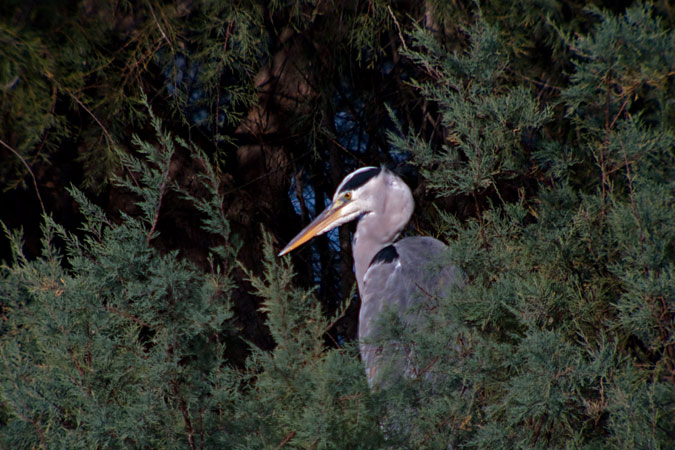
<box><xmin>278</xmin><ymin>166</ymin><xmax>385</xmax><ymax>256</ymax></box>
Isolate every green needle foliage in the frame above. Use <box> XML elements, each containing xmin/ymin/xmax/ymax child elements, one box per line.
<box><xmin>1</xmin><ymin>2</ymin><xmax>674</xmax><ymax>449</ymax></box>
<box><xmin>237</xmin><ymin>235</ymin><xmax>380</xmax><ymax>448</ymax></box>
<box><xmin>0</xmin><ymin>115</ymin><xmax>240</xmax><ymax>448</ymax></box>
<box><xmin>0</xmin><ymin>107</ymin><xmax>382</xmax><ymax>449</ymax></box>
<box><xmin>380</xmin><ymin>4</ymin><xmax>675</xmax><ymax>448</ymax></box>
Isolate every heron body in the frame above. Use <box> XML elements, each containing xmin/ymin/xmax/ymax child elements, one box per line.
<box><xmin>279</xmin><ymin>167</ymin><xmax>461</xmax><ymax>387</ymax></box>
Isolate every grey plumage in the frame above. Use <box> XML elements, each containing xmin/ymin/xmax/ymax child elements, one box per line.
<box><xmin>360</xmin><ymin>236</ymin><xmax>461</xmax><ymax>386</ymax></box>
<box><xmin>279</xmin><ymin>167</ymin><xmax>462</xmax><ymax>387</ymax></box>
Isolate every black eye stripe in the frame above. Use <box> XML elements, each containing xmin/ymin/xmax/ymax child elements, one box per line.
<box><xmin>337</xmin><ymin>167</ymin><xmax>381</xmax><ymax>194</ymax></box>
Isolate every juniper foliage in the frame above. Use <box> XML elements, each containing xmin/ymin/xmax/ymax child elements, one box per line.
<box><xmin>0</xmin><ymin>110</ymin><xmax>384</xmax><ymax>448</ymax></box>
<box><xmin>1</xmin><ymin>2</ymin><xmax>674</xmax><ymax>449</ymax></box>
<box><xmin>0</xmin><ymin>1</ymin><xmax>266</xmax><ymax>190</ymax></box>
<box><xmin>0</xmin><ymin>115</ymin><xmax>243</xmax><ymax>448</ymax></box>
<box><xmin>380</xmin><ymin>4</ymin><xmax>674</xmax><ymax>448</ymax></box>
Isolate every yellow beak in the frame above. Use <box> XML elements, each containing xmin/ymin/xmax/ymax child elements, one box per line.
<box><xmin>278</xmin><ymin>200</ymin><xmax>348</xmax><ymax>256</ymax></box>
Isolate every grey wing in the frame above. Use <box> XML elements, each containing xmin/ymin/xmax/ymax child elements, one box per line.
<box><xmin>359</xmin><ymin>236</ymin><xmax>463</xmax><ymax>386</ymax></box>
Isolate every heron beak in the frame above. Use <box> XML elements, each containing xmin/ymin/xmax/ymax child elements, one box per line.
<box><xmin>278</xmin><ymin>200</ymin><xmax>348</xmax><ymax>256</ymax></box>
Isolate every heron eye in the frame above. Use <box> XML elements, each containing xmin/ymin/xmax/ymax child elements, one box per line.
<box><xmin>344</xmin><ymin>192</ymin><xmax>352</xmax><ymax>200</ymax></box>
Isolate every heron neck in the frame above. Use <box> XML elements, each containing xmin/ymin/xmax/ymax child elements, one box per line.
<box><xmin>352</xmin><ymin>212</ymin><xmax>398</xmax><ymax>293</ymax></box>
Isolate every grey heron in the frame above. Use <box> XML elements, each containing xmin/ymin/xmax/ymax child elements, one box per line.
<box><xmin>279</xmin><ymin>166</ymin><xmax>462</xmax><ymax>387</ymax></box>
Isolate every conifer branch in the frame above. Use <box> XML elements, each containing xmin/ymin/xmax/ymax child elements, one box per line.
<box><xmin>387</xmin><ymin>6</ymin><xmax>407</xmax><ymax>51</ymax></box>
<box><xmin>173</xmin><ymin>381</ymin><xmax>197</xmax><ymax>450</ymax></box>
<box><xmin>274</xmin><ymin>431</ymin><xmax>296</xmax><ymax>449</ymax></box>
<box><xmin>0</xmin><ymin>138</ymin><xmax>45</xmax><ymax>215</ymax></box>
<box><xmin>105</xmin><ymin>305</ymin><xmax>150</xmax><ymax>328</ymax></box>
<box><xmin>420</xmin><ymin>413</ymin><xmax>453</xmax><ymax>447</ymax></box>
<box><xmin>13</xmin><ymin>396</ymin><xmax>47</xmax><ymax>450</ymax></box>
<box><xmin>60</xmin><ymin>85</ymin><xmax>114</xmax><ymax>152</ymax></box>
<box><xmin>600</xmin><ymin>72</ymin><xmax>612</xmax><ymax>205</ymax></box>
<box><xmin>27</xmin><ymin>413</ymin><xmax>46</xmax><ymax>450</ymax></box>
<box><xmin>146</xmin><ymin>157</ymin><xmax>171</xmax><ymax>243</ymax></box>
<box><xmin>621</xmin><ymin>141</ymin><xmax>644</xmax><ymax>246</ymax></box>
<box><xmin>532</xmin><ymin>414</ymin><xmax>546</xmax><ymax>446</ymax></box>
<box><xmin>148</xmin><ymin>2</ymin><xmax>171</xmax><ymax>47</ymax></box>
